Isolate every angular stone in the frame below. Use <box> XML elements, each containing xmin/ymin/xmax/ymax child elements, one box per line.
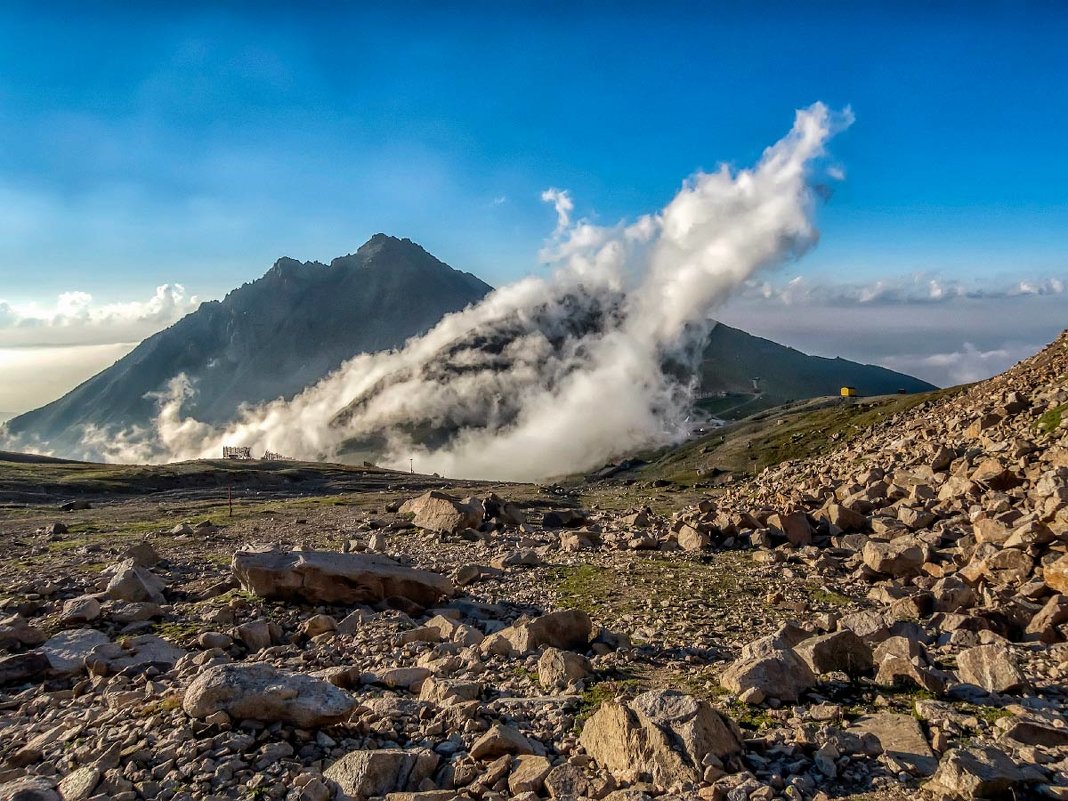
<box><xmin>470</xmin><ymin>724</ymin><xmax>535</xmax><ymax>760</ymax></box>
<box><xmin>41</xmin><ymin>629</ymin><xmax>110</xmax><ymax>675</ymax></box>
<box><xmin>59</xmin><ymin>596</ymin><xmax>100</xmax><ymax>625</ymax></box>
<box><xmin>324</xmin><ymin>749</ymin><xmax>439</xmax><ymax>799</ymax></box>
<box><xmin>863</xmin><ymin>538</ymin><xmax>926</xmax><ymax>577</ymax></box>
<box><xmin>481</xmin><ymin>609</ymin><xmax>592</xmax><ymax>657</ymax></box>
<box><xmin>579</xmin><ymin>689</ymin><xmax>741</xmax><ymax>787</ymax></box>
<box><xmin>56</xmin><ymin>766</ymin><xmax>99</xmax><ymax>801</ymax></box>
<box><xmin>955</xmin><ymin>644</ymin><xmax>1028</xmax><ymax>694</ymax></box>
<box><xmin>537</xmin><ymin>647</ymin><xmax>592</xmax><ymax>688</ymax></box>
<box><xmin>768</xmin><ymin>511</ymin><xmax>813</xmax><ymax>546</ymax></box>
<box><xmin>399</xmin><ymin>491</ymin><xmax>483</xmax><ymax>534</ymax></box>
<box><xmin>232</xmin><ymin>549</ymin><xmax>453</xmax><ymax>607</ymax></box>
<box><xmin>1045</xmin><ymin>554</ymin><xmax>1068</xmax><ymax>593</ymax></box>
<box><xmin>183</xmin><ymin>662</ymin><xmax>355</xmax><ymax>727</ymax></box>
<box><xmin>676</xmin><ymin>524</ymin><xmax>708</xmax><ymax>551</ymax></box>
<box><xmin>847</xmin><ymin>712</ymin><xmax>937</xmax><ymax>777</ymax></box>
<box><xmin>794</xmin><ymin>630</ymin><xmax>873</xmax><ymax>676</ymax></box>
<box><xmin>925</xmin><ymin>746</ymin><xmax>1027</xmax><ymax>800</ymax></box>
<box><xmin>509</xmin><ymin>754</ymin><xmax>552</xmax><ymax>794</ymax></box>
<box><xmin>105</xmin><ymin>559</ymin><xmax>166</xmax><ymax>604</ymax></box>
<box><xmin>0</xmin><ymin>651</ymin><xmax>50</xmax><ymax>686</ymax></box>
<box><xmin>720</xmin><ymin>634</ymin><xmax>816</xmax><ymax>702</ymax></box>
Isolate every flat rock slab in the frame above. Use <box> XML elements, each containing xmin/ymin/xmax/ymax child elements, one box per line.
<box><xmin>232</xmin><ymin>549</ymin><xmax>453</xmax><ymax>607</ymax></box>
<box><xmin>848</xmin><ymin>712</ymin><xmax>937</xmax><ymax>777</ymax></box>
<box><xmin>42</xmin><ymin>629</ymin><xmax>110</xmax><ymax>675</ymax></box>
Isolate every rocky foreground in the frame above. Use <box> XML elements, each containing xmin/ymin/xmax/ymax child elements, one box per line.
<box><xmin>1</xmin><ymin>333</ymin><xmax>1067</xmax><ymax>801</ymax></box>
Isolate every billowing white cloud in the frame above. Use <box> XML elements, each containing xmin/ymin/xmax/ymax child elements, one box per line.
<box><xmin>540</xmin><ymin>187</ymin><xmax>574</xmax><ymax>234</ymax></box>
<box><xmin>0</xmin><ymin>284</ymin><xmax>201</xmax><ymax>348</ymax></box>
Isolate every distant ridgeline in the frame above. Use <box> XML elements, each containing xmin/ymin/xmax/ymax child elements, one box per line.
<box><xmin>4</xmin><ymin>235</ymin><xmax>935</xmax><ymax>459</ymax></box>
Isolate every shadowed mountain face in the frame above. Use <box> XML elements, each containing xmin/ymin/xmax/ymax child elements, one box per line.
<box><xmin>6</xmin><ymin>235</ymin><xmax>493</xmax><ymax>453</ymax></box>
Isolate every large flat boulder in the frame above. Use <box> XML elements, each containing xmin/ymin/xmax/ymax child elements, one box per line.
<box><xmin>41</xmin><ymin>629</ymin><xmax>110</xmax><ymax>675</ymax></box>
<box><xmin>231</xmin><ymin>549</ymin><xmax>453</xmax><ymax>607</ymax></box>
<box><xmin>183</xmin><ymin>662</ymin><xmax>355</xmax><ymax>727</ymax></box>
<box><xmin>848</xmin><ymin>712</ymin><xmax>937</xmax><ymax>777</ymax></box>
<box><xmin>579</xmin><ymin>689</ymin><xmax>741</xmax><ymax>787</ymax></box>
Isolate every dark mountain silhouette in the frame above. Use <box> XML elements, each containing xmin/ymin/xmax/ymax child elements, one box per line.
<box><xmin>6</xmin><ymin>235</ymin><xmax>492</xmax><ymax>453</ymax></box>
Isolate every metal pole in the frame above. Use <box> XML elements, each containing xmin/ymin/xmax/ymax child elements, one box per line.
<box><xmin>228</xmin><ymin>485</ymin><xmax>233</xmax><ymax>518</ymax></box>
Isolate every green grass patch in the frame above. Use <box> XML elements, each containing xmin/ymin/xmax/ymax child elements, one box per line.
<box><xmin>1036</xmin><ymin>404</ymin><xmax>1067</xmax><ymax>436</ymax></box>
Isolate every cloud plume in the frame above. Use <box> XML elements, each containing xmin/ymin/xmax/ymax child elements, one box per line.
<box><xmin>27</xmin><ymin>104</ymin><xmax>852</xmax><ymax>478</ymax></box>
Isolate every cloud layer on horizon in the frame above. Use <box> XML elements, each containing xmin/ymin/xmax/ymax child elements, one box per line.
<box><xmin>720</xmin><ymin>272</ymin><xmax>1067</xmax><ymax>387</ymax></box>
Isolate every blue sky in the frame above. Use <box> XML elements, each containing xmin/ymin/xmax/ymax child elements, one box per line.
<box><xmin>1</xmin><ymin>2</ymin><xmax>1067</xmax><ymax>412</ymax></box>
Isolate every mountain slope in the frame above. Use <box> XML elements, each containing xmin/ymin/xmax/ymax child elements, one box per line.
<box><xmin>697</xmin><ymin>322</ymin><xmax>937</xmax><ymax>418</ymax></box>
<box><xmin>6</xmin><ymin>235</ymin><xmax>492</xmax><ymax>454</ymax></box>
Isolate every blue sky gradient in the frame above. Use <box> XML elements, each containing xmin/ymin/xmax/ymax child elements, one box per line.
<box><xmin>1</xmin><ymin>2</ymin><xmax>1066</xmax><ymax>299</ymax></box>
<box><xmin>0</xmin><ymin>2</ymin><xmax>1066</xmax><ymax>413</ymax></box>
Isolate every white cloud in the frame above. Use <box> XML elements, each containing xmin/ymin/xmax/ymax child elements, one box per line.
<box><xmin>0</xmin><ymin>284</ymin><xmax>201</xmax><ymax>348</ymax></box>
<box><xmin>540</xmin><ymin>187</ymin><xmax>574</xmax><ymax>234</ymax></box>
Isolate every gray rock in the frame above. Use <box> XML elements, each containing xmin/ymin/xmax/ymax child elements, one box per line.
<box><xmin>183</xmin><ymin>662</ymin><xmax>355</xmax><ymax>726</ymax></box>
<box><xmin>794</xmin><ymin>630</ymin><xmax>873</xmax><ymax>676</ymax></box>
<box><xmin>323</xmin><ymin>749</ymin><xmax>439</xmax><ymax>799</ymax></box>
<box><xmin>41</xmin><ymin>629</ymin><xmax>110</xmax><ymax>674</ymax></box>
<box><xmin>847</xmin><ymin>712</ymin><xmax>937</xmax><ymax>777</ymax></box>
<box><xmin>579</xmin><ymin>688</ymin><xmax>741</xmax><ymax>787</ymax></box>
<box><xmin>925</xmin><ymin>746</ymin><xmax>1028</xmax><ymax>799</ymax></box>
<box><xmin>955</xmin><ymin>644</ymin><xmax>1029</xmax><ymax>694</ymax></box>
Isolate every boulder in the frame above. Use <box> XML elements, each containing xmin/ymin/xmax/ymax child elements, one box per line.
<box><xmin>543</xmin><ymin>509</ymin><xmax>589</xmax><ymax>529</ymax></box>
<box><xmin>59</xmin><ymin>596</ymin><xmax>101</xmax><ymax>625</ymax></box>
<box><xmin>767</xmin><ymin>511</ymin><xmax>813</xmax><ymax>546</ymax></box>
<box><xmin>481</xmin><ymin>609</ymin><xmax>592</xmax><ymax>657</ymax></box>
<box><xmin>123</xmin><ymin>541</ymin><xmax>162</xmax><ymax>568</ymax></box>
<box><xmin>925</xmin><ymin>746</ymin><xmax>1028</xmax><ymax>800</ymax></box>
<box><xmin>794</xmin><ymin>630</ymin><xmax>873</xmax><ymax>676</ymax></box>
<box><xmin>579</xmin><ymin>689</ymin><xmax>741</xmax><ymax>787</ymax></box>
<box><xmin>56</xmin><ymin>767</ymin><xmax>99</xmax><ymax>801</ymax></box>
<box><xmin>862</xmin><ymin>538</ymin><xmax>926</xmax><ymax>577</ymax></box>
<box><xmin>41</xmin><ymin>629</ymin><xmax>110</xmax><ymax>674</ymax></box>
<box><xmin>537</xmin><ymin>646</ymin><xmax>592</xmax><ymax>688</ymax></box>
<box><xmin>469</xmin><ymin>724</ymin><xmax>535</xmax><ymax>759</ymax></box>
<box><xmin>847</xmin><ymin>712</ymin><xmax>937</xmax><ymax>777</ymax></box>
<box><xmin>323</xmin><ymin>749</ymin><xmax>438</xmax><ymax>800</ymax></box>
<box><xmin>231</xmin><ymin>549</ymin><xmax>453</xmax><ymax>607</ymax></box>
<box><xmin>399</xmin><ymin>491</ymin><xmax>483</xmax><ymax>534</ymax></box>
<box><xmin>955</xmin><ymin>644</ymin><xmax>1028</xmax><ymax>694</ymax></box>
<box><xmin>105</xmin><ymin>559</ymin><xmax>166</xmax><ymax>604</ymax></box>
<box><xmin>720</xmin><ymin>633</ymin><xmax>815</xmax><ymax>703</ymax></box>
<box><xmin>508</xmin><ymin>755</ymin><xmax>553</xmax><ymax>795</ymax></box>
<box><xmin>676</xmin><ymin>524</ymin><xmax>708</xmax><ymax>551</ymax></box>
<box><xmin>183</xmin><ymin>662</ymin><xmax>355</xmax><ymax>727</ymax></box>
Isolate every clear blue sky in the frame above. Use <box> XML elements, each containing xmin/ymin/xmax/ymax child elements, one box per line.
<box><xmin>1</xmin><ymin>1</ymin><xmax>1066</xmax><ymax>300</ymax></box>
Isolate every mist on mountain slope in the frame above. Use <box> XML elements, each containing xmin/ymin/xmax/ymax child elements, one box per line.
<box><xmin>62</xmin><ymin>103</ymin><xmax>853</xmax><ymax>480</ymax></box>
